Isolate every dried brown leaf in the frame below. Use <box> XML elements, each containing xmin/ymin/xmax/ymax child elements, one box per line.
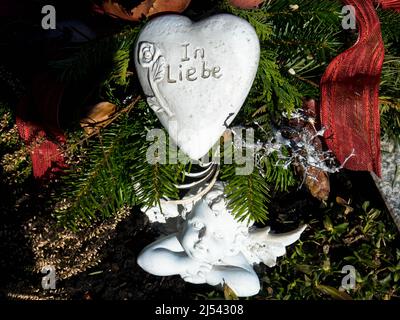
<box><xmin>229</xmin><ymin>0</ymin><xmax>265</xmax><ymax>9</ymax></box>
<box><xmin>298</xmin><ymin>166</ymin><xmax>330</xmax><ymax>201</ymax></box>
<box><xmin>336</xmin><ymin>196</ymin><xmax>354</xmax><ymax>215</ymax></box>
<box><xmin>223</xmin><ymin>283</ymin><xmax>239</xmax><ymax>300</ymax></box>
<box><xmin>80</xmin><ymin>102</ymin><xmax>117</xmax><ymax>135</ymax></box>
<box><xmin>93</xmin><ymin>0</ymin><xmax>191</xmax><ymax>22</ymax></box>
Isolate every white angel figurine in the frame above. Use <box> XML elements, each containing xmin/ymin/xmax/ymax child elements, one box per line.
<box><xmin>138</xmin><ymin>182</ymin><xmax>306</xmax><ymax>297</ymax></box>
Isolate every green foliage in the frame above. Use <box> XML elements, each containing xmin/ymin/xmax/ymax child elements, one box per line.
<box><xmin>245</xmin><ymin>49</ymin><xmax>302</xmax><ymax>124</ymax></box>
<box><xmin>380</xmin><ymin>55</ymin><xmax>400</xmax><ymax>141</ymax></box>
<box><xmin>55</xmin><ymin>100</ymin><xmax>189</xmax><ymax>230</ymax></box>
<box><xmin>380</xmin><ymin>102</ymin><xmax>400</xmax><ymax>143</ymax></box>
<box><xmin>264</xmin><ymin>0</ymin><xmax>343</xmax><ymax>94</ymax></box>
<box><xmin>262</xmin><ymin>151</ymin><xmax>296</xmax><ymax>192</ymax></box>
<box><xmin>50</xmin><ymin>27</ymin><xmax>140</xmax><ymax>88</ymax></box>
<box><xmin>228</xmin><ymin>0</ymin><xmax>343</xmax><ymax>127</ymax></box>
<box><xmin>381</xmin><ymin>55</ymin><xmax>400</xmax><ymax>99</ymax></box>
<box><xmin>220</xmin><ymin>162</ymin><xmax>270</xmax><ymax>223</ymax></box>
<box><xmin>0</xmin><ymin>102</ymin><xmax>32</xmax><ymax>211</ymax></box>
<box><xmin>222</xmin><ymin>2</ymin><xmax>273</xmax><ymax>41</ymax></box>
<box><xmin>262</xmin><ymin>201</ymin><xmax>399</xmax><ymax>300</ymax></box>
<box><xmin>264</xmin><ymin>0</ymin><xmax>343</xmax><ymax>49</ymax></box>
<box><xmin>198</xmin><ymin>200</ymin><xmax>400</xmax><ymax>300</ymax></box>
<box><xmin>129</xmin><ymin>131</ymin><xmax>186</xmax><ymax>211</ymax></box>
<box><xmin>379</xmin><ymin>9</ymin><xmax>400</xmax><ymax>46</ymax></box>
<box><xmin>55</xmin><ymin>113</ymin><xmax>139</xmax><ymax>230</ymax></box>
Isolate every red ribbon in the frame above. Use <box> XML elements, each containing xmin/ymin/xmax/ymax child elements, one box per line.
<box><xmin>16</xmin><ymin>73</ymin><xmax>66</xmax><ymax>180</ymax></box>
<box><xmin>320</xmin><ymin>0</ymin><xmax>400</xmax><ymax>177</ymax></box>
<box><xmin>379</xmin><ymin>0</ymin><xmax>400</xmax><ymax>10</ymax></box>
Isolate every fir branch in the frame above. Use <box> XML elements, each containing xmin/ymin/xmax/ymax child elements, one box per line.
<box><xmin>379</xmin><ymin>9</ymin><xmax>400</xmax><ymax>45</ymax></box>
<box><xmin>381</xmin><ymin>55</ymin><xmax>400</xmax><ymax>99</ymax></box>
<box><xmin>380</xmin><ymin>55</ymin><xmax>400</xmax><ymax>141</ymax></box>
<box><xmin>55</xmin><ymin>117</ymin><xmax>137</xmax><ymax>230</ymax></box>
<box><xmin>63</xmin><ymin>96</ymin><xmax>141</xmax><ymax>156</ymax></box>
<box><xmin>263</xmin><ymin>0</ymin><xmax>344</xmax><ymax>87</ymax></box>
<box><xmin>222</xmin><ymin>3</ymin><xmax>273</xmax><ymax>41</ymax></box>
<box><xmin>54</xmin><ymin>98</ymin><xmax>144</xmax><ymax>230</ymax></box>
<box><xmin>243</xmin><ymin>49</ymin><xmax>301</xmax><ymax>125</ymax></box>
<box><xmin>380</xmin><ymin>100</ymin><xmax>400</xmax><ymax>143</ymax></box>
<box><xmin>111</xmin><ymin>47</ymin><xmax>131</xmax><ymax>86</ymax></box>
<box><xmin>262</xmin><ymin>0</ymin><xmax>343</xmax><ymax>24</ymax></box>
<box><xmin>129</xmin><ymin>131</ymin><xmax>187</xmax><ymax>210</ymax></box>
<box><xmin>221</xmin><ymin>163</ymin><xmax>270</xmax><ymax>223</ymax></box>
<box><xmin>262</xmin><ymin>150</ymin><xmax>296</xmax><ymax>192</ymax></box>
<box><xmin>50</xmin><ymin>27</ymin><xmax>140</xmax><ymax>87</ymax></box>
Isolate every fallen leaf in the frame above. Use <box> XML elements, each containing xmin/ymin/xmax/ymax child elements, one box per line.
<box><xmin>336</xmin><ymin>196</ymin><xmax>348</xmax><ymax>206</ymax></box>
<box><xmin>229</xmin><ymin>0</ymin><xmax>265</xmax><ymax>9</ymax></box>
<box><xmin>93</xmin><ymin>0</ymin><xmax>191</xmax><ymax>22</ymax></box>
<box><xmin>336</xmin><ymin>196</ymin><xmax>354</xmax><ymax>215</ymax></box>
<box><xmin>296</xmin><ymin>165</ymin><xmax>330</xmax><ymax>201</ymax></box>
<box><xmin>223</xmin><ymin>282</ymin><xmax>239</xmax><ymax>300</ymax></box>
<box><xmin>80</xmin><ymin>102</ymin><xmax>117</xmax><ymax>135</ymax></box>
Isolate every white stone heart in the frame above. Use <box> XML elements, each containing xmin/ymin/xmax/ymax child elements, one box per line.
<box><xmin>134</xmin><ymin>14</ymin><xmax>260</xmax><ymax>160</ymax></box>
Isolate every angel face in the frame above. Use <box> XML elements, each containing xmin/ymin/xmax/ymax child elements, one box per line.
<box><xmin>178</xmin><ymin>199</ymin><xmax>239</xmax><ymax>264</ymax></box>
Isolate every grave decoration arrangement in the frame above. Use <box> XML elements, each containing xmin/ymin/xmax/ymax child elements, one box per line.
<box><xmin>0</xmin><ymin>0</ymin><xmax>399</xmax><ymax>300</ymax></box>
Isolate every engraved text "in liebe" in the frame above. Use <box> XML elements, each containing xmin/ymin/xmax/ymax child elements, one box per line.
<box><xmin>166</xmin><ymin>43</ymin><xmax>222</xmax><ymax>83</ymax></box>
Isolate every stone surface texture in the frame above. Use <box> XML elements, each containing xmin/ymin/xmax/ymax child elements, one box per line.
<box><xmin>134</xmin><ymin>14</ymin><xmax>260</xmax><ymax>160</ymax></box>
<box><xmin>372</xmin><ymin>139</ymin><xmax>400</xmax><ymax>231</ymax></box>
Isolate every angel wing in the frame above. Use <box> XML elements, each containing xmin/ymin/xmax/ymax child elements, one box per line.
<box><xmin>242</xmin><ymin>225</ymin><xmax>307</xmax><ymax>267</ymax></box>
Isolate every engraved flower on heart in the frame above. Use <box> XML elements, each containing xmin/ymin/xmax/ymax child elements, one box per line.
<box><xmin>138</xmin><ymin>41</ymin><xmax>157</xmax><ymax>67</ymax></box>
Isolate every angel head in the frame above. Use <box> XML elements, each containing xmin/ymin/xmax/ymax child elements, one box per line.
<box><xmin>177</xmin><ymin>182</ymin><xmax>306</xmax><ymax>267</ymax></box>
<box><xmin>177</xmin><ymin>182</ymin><xmax>249</xmax><ymax>264</ymax></box>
